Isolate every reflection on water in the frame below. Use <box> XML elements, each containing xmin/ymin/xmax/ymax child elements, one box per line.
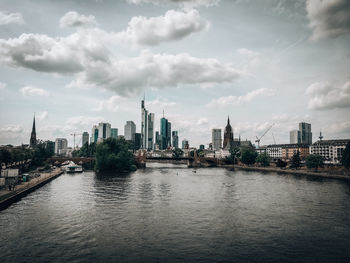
<box><xmin>1</xmin><ymin>163</ymin><xmax>350</xmax><ymax>263</ymax></box>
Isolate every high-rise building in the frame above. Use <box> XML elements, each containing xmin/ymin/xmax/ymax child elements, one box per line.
<box><xmin>82</xmin><ymin>132</ymin><xmax>89</xmax><ymax>146</ymax></box>
<box><xmin>290</xmin><ymin>130</ymin><xmax>301</xmax><ymax>144</ymax></box>
<box><xmin>160</xmin><ymin>117</ymin><xmax>169</xmax><ymax>150</ymax></box>
<box><xmin>167</xmin><ymin>122</ymin><xmax>172</xmax><ymax>147</ymax></box>
<box><xmin>30</xmin><ymin>114</ymin><xmax>37</xmax><ymax>147</ymax></box>
<box><xmin>172</xmin><ymin>131</ymin><xmax>179</xmax><ymax>148</ymax></box>
<box><xmin>212</xmin><ymin>129</ymin><xmax>222</xmax><ymax>150</ymax></box>
<box><xmin>147</xmin><ymin>113</ymin><xmax>154</xmax><ymax>150</ymax></box>
<box><xmin>111</xmin><ymin>128</ymin><xmax>118</xmax><ymax>139</ymax></box>
<box><xmin>55</xmin><ymin>138</ymin><xmax>68</xmax><ymax>155</ymax></box>
<box><xmin>141</xmin><ymin>99</ymin><xmax>148</xmax><ymax>149</ymax></box>
<box><xmin>155</xmin><ymin>131</ymin><xmax>161</xmax><ymax>149</ymax></box>
<box><xmin>299</xmin><ymin>122</ymin><xmax>312</xmax><ymax>144</ymax></box>
<box><xmin>124</xmin><ymin>121</ymin><xmax>136</xmax><ymax>141</ymax></box>
<box><xmin>182</xmin><ymin>139</ymin><xmax>189</xmax><ymax>149</ymax></box>
<box><xmin>97</xmin><ymin>122</ymin><xmax>111</xmax><ymax>142</ymax></box>
<box><xmin>223</xmin><ymin>117</ymin><xmax>233</xmax><ymax>150</ymax></box>
<box><xmin>134</xmin><ymin>133</ymin><xmax>141</xmax><ymax>150</ymax></box>
<box><xmin>91</xmin><ymin>125</ymin><xmax>99</xmax><ymax>144</ymax></box>
<box><xmin>199</xmin><ymin>144</ymin><xmax>205</xmax><ymax>150</ymax></box>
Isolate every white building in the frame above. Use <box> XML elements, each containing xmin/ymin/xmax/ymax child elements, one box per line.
<box><xmin>290</xmin><ymin>130</ymin><xmax>300</xmax><ymax>144</ymax></box>
<box><xmin>266</xmin><ymin>145</ymin><xmax>283</xmax><ymax>160</ymax></box>
<box><xmin>124</xmin><ymin>121</ymin><xmax>136</xmax><ymax>141</ymax></box>
<box><xmin>212</xmin><ymin>129</ymin><xmax>222</xmax><ymax>150</ymax></box>
<box><xmin>55</xmin><ymin>138</ymin><xmax>68</xmax><ymax>155</ymax></box>
<box><xmin>97</xmin><ymin>122</ymin><xmax>111</xmax><ymax>142</ymax></box>
<box><xmin>310</xmin><ymin>139</ymin><xmax>349</xmax><ymax>164</ymax></box>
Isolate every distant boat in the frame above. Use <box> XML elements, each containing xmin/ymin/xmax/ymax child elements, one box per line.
<box><xmin>64</xmin><ymin>161</ymin><xmax>83</xmax><ymax>173</ymax></box>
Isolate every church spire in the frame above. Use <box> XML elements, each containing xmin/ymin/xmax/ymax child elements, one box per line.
<box><xmin>227</xmin><ymin>115</ymin><xmax>230</xmax><ymax>125</ymax></box>
<box><xmin>30</xmin><ymin>114</ymin><xmax>37</xmax><ymax>147</ymax></box>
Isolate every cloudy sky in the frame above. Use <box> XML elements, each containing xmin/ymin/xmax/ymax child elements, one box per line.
<box><xmin>0</xmin><ymin>0</ymin><xmax>349</xmax><ymax>147</ymax></box>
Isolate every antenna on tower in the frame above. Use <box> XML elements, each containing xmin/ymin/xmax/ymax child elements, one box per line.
<box><xmin>163</xmin><ymin>109</ymin><xmax>164</xmax><ymax>118</ymax></box>
<box><xmin>319</xmin><ymin>131</ymin><xmax>323</xmax><ymax>141</ymax></box>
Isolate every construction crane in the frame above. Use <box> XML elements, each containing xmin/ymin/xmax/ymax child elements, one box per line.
<box><xmin>255</xmin><ymin>124</ymin><xmax>274</xmax><ymax>148</ymax></box>
<box><xmin>272</xmin><ymin>133</ymin><xmax>276</xmax><ymax>145</ymax></box>
<box><xmin>70</xmin><ymin>133</ymin><xmax>82</xmax><ymax>150</ymax></box>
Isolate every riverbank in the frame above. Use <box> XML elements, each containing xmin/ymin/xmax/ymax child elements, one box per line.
<box><xmin>233</xmin><ymin>165</ymin><xmax>350</xmax><ymax>181</ymax></box>
<box><xmin>0</xmin><ymin>168</ymin><xmax>64</xmax><ymax>211</ymax></box>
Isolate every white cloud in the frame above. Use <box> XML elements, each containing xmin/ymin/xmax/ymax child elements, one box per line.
<box><xmin>306</xmin><ymin>0</ymin><xmax>350</xmax><ymax>40</ymax></box>
<box><xmin>93</xmin><ymin>96</ymin><xmax>123</xmax><ymax>112</ymax></box>
<box><xmin>0</xmin><ymin>11</ymin><xmax>24</xmax><ymax>25</ymax></box>
<box><xmin>207</xmin><ymin>88</ymin><xmax>275</xmax><ymax>107</ymax></box>
<box><xmin>197</xmin><ymin>118</ymin><xmax>208</xmax><ymax>125</ymax></box>
<box><xmin>0</xmin><ymin>82</ymin><xmax>6</xmax><ymax>90</ymax></box>
<box><xmin>237</xmin><ymin>48</ymin><xmax>259</xmax><ymax>57</ymax></box>
<box><xmin>147</xmin><ymin>97</ymin><xmax>176</xmax><ymax>109</ymax></box>
<box><xmin>36</xmin><ymin>111</ymin><xmax>48</xmax><ymax>122</ymax></box>
<box><xmin>118</xmin><ymin>9</ymin><xmax>209</xmax><ymax>45</ymax></box>
<box><xmin>59</xmin><ymin>11</ymin><xmax>97</xmax><ymax>28</ymax></box>
<box><xmin>20</xmin><ymin>86</ymin><xmax>49</xmax><ymax>97</ymax></box>
<box><xmin>126</xmin><ymin>0</ymin><xmax>220</xmax><ymax>8</ymax></box>
<box><xmin>0</xmin><ymin>124</ymin><xmax>23</xmax><ymax>133</ymax></box>
<box><xmin>306</xmin><ymin>81</ymin><xmax>350</xmax><ymax>110</ymax></box>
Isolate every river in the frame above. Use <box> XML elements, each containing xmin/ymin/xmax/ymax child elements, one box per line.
<box><xmin>1</xmin><ymin>163</ymin><xmax>350</xmax><ymax>262</ymax></box>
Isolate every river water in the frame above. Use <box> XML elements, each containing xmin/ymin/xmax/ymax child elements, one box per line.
<box><xmin>1</xmin><ymin>163</ymin><xmax>350</xmax><ymax>263</ymax></box>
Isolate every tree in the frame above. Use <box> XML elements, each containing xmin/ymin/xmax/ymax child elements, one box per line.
<box><xmin>173</xmin><ymin>148</ymin><xmax>184</xmax><ymax>158</ymax></box>
<box><xmin>0</xmin><ymin>148</ymin><xmax>12</xmax><ymax>164</ymax></box>
<box><xmin>306</xmin><ymin>154</ymin><xmax>324</xmax><ymax>170</ymax></box>
<box><xmin>256</xmin><ymin>153</ymin><xmax>270</xmax><ymax>167</ymax></box>
<box><xmin>240</xmin><ymin>148</ymin><xmax>258</xmax><ymax>165</ymax></box>
<box><xmin>276</xmin><ymin>159</ymin><xmax>287</xmax><ymax>169</ymax></box>
<box><xmin>95</xmin><ymin>137</ymin><xmax>136</xmax><ymax>173</ymax></box>
<box><xmin>31</xmin><ymin>140</ymin><xmax>55</xmax><ymax>167</ymax></box>
<box><xmin>227</xmin><ymin>146</ymin><xmax>240</xmax><ymax>164</ymax></box>
<box><xmin>290</xmin><ymin>151</ymin><xmax>301</xmax><ymax>169</ymax></box>
<box><xmin>341</xmin><ymin>141</ymin><xmax>350</xmax><ymax>169</ymax></box>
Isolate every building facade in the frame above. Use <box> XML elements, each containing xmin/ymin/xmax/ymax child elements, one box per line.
<box><xmin>91</xmin><ymin>125</ymin><xmax>99</xmax><ymax>144</ymax></box>
<box><xmin>281</xmin><ymin>144</ymin><xmax>310</xmax><ymax>161</ymax></box>
<box><xmin>134</xmin><ymin>133</ymin><xmax>141</xmax><ymax>150</ymax></box>
<box><xmin>97</xmin><ymin>122</ymin><xmax>111</xmax><ymax>142</ymax></box>
<box><xmin>310</xmin><ymin>139</ymin><xmax>349</xmax><ymax>164</ymax></box>
<box><xmin>55</xmin><ymin>138</ymin><xmax>68</xmax><ymax>155</ymax></box>
<box><xmin>111</xmin><ymin>128</ymin><xmax>118</xmax><ymax>139</ymax></box>
<box><xmin>290</xmin><ymin>130</ymin><xmax>301</xmax><ymax>144</ymax></box>
<box><xmin>212</xmin><ymin>129</ymin><xmax>222</xmax><ymax>150</ymax></box>
<box><xmin>182</xmin><ymin>139</ymin><xmax>189</xmax><ymax>149</ymax></box>
<box><xmin>290</xmin><ymin>122</ymin><xmax>312</xmax><ymax>144</ymax></box>
<box><xmin>160</xmin><ymin>117</ymin><xmax>169</xmax><ymax>150</ymax></box>
<box><xmin>172</xmin><ymin>131</ymin><xmax>179</xmax><ymax>149</ymax></box>
<box><xmin>82</xmin><ymin>132</ymin><xmax>89</xmax><ymax>146</ymax></box>
<box><xmin>147</xmin><ymin>113</ymin><xmax>154</xmax><ymax>150</ymax></box>
<box><xmin>124</xmin><ymin>121</ymin><xmax>136</xmax><ymax>141</ymax></box>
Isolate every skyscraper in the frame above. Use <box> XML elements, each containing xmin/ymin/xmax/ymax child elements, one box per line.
<box><xmin>299</xmin><ymin>122</ymin><xmax>312</xmax><ymax>144</ymax></box>
<box><xmin>290</xmin><ymin>130</ymin><xmax>301</xmax><ymax>144</ymax></box>
<box><xmin>182</xmin><ymin>139</ymin><xmax>189</xmax><ymax>149</ymax></box>
<box><xmin>82</xmin><ymin>132</ymin><xmax>89</xmax><ymax>146</ymax></box>
<box><xmin>134</xmin><ymin>133</ymin><xmax>141</xmax><ymax>150</ymax></box>
<box><xmin>124</xmin><ymin>121</ymin><xmax>136</xmax><ymax>141</ymax></box>
<box><xmin>111</xmin><ymin>128</ymin><xmax>118</xmax><ymax>139</ymax></box>
<box><xmin>212</xmin><ymin>129</ymin><xmax>222</xmax><ymax>150</ymax></box>
<box><xmin>91</xmin><ymin>125</ymin><xmax>99</xmax><ymax>143</ymax></box>
<box><xmin>172</xmin><ymin>131</ymin><xmax>179</xmax><ymax>148</ymax></box>
<box><xmin>97</xmin><ymin>122</ymin><xmax>111</xmax><ymax>142</ymax></box>
<box><xmin>141</xmin><ymin>98</ymin><xmax>148</xmax><ymax>149</ymax></box>
<box><xmin>160</xmin><ymin>117</ymin><xmax>168</xmax><ymax>150</ymax></box>
<box><xmin>30</xmin><ymin>114</ymin><xmax>37</xmax><ymax>147</ymax></box>
<box><xmin>147</xmin><ymin>113</ymin><xmax>154</xmax><ymax>150</ymax></box>
<box><xmin>167</xmin><ymin>122</ymin><xmax>171</xmax><ymax>147</ymax></box>
<box><xmin>55</xmin><ymin>138</ymin><xmax>68</xmax><ymax>155</ymax></box>
<box><xmin>223</xmin><ymin>117</ymin><xmax>233</xmax><ymax>150</ymax></box>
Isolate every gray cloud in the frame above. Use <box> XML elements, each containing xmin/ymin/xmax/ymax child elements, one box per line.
<box><xmin>126</xmin><ymin>0</ymin><xmax>220</xmax><ymax>8</ymax></box>
<box><xmin>59</xmin><ymin>11</ymin><xmax>97</xmax><ymax>28</ymax></box>
<box><xmin>306</xmin><ymin>0</ymin><xmax>350</xmax><ymax>40</ymax></box>
<box><xmin>0</xmin><ymin>10</ymin><xmax>24</xmax><ymax>25</ymax></box>
<box><xmin>306</xmin><ymin>81</ymin><xmax>350</xmax><ymax>110</ymax></box>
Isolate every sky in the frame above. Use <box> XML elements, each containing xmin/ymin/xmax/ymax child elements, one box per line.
<box><xmin>0</xmin><ymin>0</ymin><xmax>349</xmax><ymax>147</ymax></box>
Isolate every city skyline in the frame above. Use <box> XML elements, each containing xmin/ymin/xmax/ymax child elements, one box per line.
<box><xmin>0</xmin><ymin>0</ymin><xmax>349</xmax><ymax>147</ymax></box>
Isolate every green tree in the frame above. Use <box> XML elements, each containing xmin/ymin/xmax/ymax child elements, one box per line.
<box><xmin>276</xmin><ymin>159</ymin><xmax>287</xmax><ymax>169</ymax></box>
<box><xmin>0</xmin><ymin>148</ymin><xmax>12</xmax><ymax>164</ymax></box>
<box><xmin>306</xmin><ymin>154</ymin><xmax>324</xmax><ymax>170</ymax></box>
<box><xmin>172</xmin><ymin>148</ymin><xmax>184</xmax><ymax>158</ymax></box>
<box><xmin>227</xmin><ymin>146</ymin><xmax>240</xmax><ymax>164</ymax></box>
<box><xmin>95</xmin><ymin>137</ymin><xmax>136</xmax><ymax>173</ymax></box>
<box><xmin>341</xmin><ymin>141</ymin><xmax>350</xmax><ymax>169</ymax></box>
<box><xmin>290</xmin><ymin>151</ymin><xmax>301</xmax><ymax>169</ymax></box>
<box><xmin>256</xmin><ymin>153</ymin><xmax>270</xmax><ymax>167</ymax></box>
<box><xmin>31</xmin><ymin>140</ymin><xmax>55</xmax><ymax>167</ymax></box>
<box><xmin>240</xmin><ymin>148</ymin><xmax>258</xmax><ymax>165</ymax></box>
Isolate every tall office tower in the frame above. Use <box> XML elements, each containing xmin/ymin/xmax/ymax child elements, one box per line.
<box><xmin>167</xmin><ymin>122</ymin><xmax>172</xmax><ymax>147</ymax></box>
<box><xmin>172</xmin><ymin>131</ymin><xmax>179</xmax><ymax>148</ymax></box>
<box><xmin>97</xmin><ymin>122</ymin><xmax>111</xmax><ymax>142</ymax></box>
<box><xmin>134</xmin><ymin>133</ymin><xmax>141</xmax><ymax>150</ymax></box>
<box><xmin>82</xmin><ymin>132</ymin><xmax>89</xmax><ymax>146</ymax></box>
<box><xmin>55</xmin><ymin>138</ymin><xmax>68</xmax><ymax>155</ymax></box>
<box><xmin>223</xmin><ymin>117</ymin><xmax>234</xmax><ymax>150</ymax></box>
<box><xmin>212</xmin><ymin>129</ymin><xmax>222</xmax><ymax>150</ymax></box>
<box><xmin>124</xmin><ymin>121</ymin><xmax>136</xmax><ymax>141</ymax></box>
<box><xmin>141</xmin><ymin>99</ymin><xmax>148</xmax><ymax>149</ymax></box>
<box><xmin>290</xmin><ymin>130</ymin><xmax>301</xmax><ymax>144</ymax></box>
<box><xmin>147</xmin><ymin>113</ymin><xmax>154</xmax><ymax>150</ymax></box>
<box><xmin>30</xmin><ymin>114</ymin><xmax>37</xmax><ymax>147</ymax></box>
<box><xmin>182</xmin><ymin>139</ymin><xmax>189</xmax><ymax>149</ymax></box>
<box><xmin>111</xmin><ymin>128</ymin><xmax>118</xmax><ymax>139</ymax></box>
<box><xmin>160</xmin><ymin>117</ymin><xmax>168</xmax><ymax>150</ymax></box>
<box><xmin>91</xmin><ymin>125</ymin><xmax>99</xmax><ymax>143</ymax></box>
<box><xmin>299</xmin><ymin>122</ymin><xmax>312</xmax><ymax>144</ymax></box>
<box><xmin>155</xmin><ymin>131</ymin><xmax>161</xmax><ymax>149</ymax></box>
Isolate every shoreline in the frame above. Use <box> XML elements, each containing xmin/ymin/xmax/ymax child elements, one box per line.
<box><xmin>0</xmin><ymin>168</ymin><xmax>64</xmax><ymax>211</ymax></box>
<box><xmin>232</xmin><ymin>165</ymin><xmax>350</xmax><ymax>181</ymax></box>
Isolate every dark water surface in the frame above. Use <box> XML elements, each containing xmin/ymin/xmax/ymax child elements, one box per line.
<box><xmin>1</xmin><ymin>163</ymin><xmax>350</xmax><ymax>263</ymax></box>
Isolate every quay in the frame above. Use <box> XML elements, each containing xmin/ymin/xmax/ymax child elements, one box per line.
<box><xmin>0</xmin><ymin>168</ymin><xmax>64</xmax><ymax>211</ymax></box>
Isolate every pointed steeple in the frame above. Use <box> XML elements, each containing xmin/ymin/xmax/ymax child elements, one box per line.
<box><xmin>227</xmin><ymin>115</ymin><xmax>230</xmax><ymax>125</ymax></box>
<box><xmin>30</xmin><ymin>114</ymin><xmax>37</xmax><ymax>147</ymax></box>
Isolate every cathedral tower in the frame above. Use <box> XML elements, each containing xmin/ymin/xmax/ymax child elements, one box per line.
<box><xmin>30</xmin><ymin>114</ymin><xmax>37</xmax><ymax>147</ymax></box>
<box><xmin>223</xmin><ymin>116</ymin><xmax>233</xmax><ymax>150</ymax></box>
